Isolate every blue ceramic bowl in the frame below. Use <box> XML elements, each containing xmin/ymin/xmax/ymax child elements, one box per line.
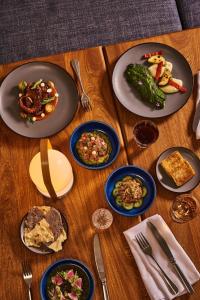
<box><xmin>70</xmin><ymin>120</ymin><xmax>120</xmax><ymax>169</ymax></box>
<box><xmin>40</xmin><ymin>259</ymin><xmax>94</xmax><ymax>300</ymax></box>
<box><xmin>105</xmin><ymin>165</ymin><xmax>156</xmax><ymax>217</ymax></box>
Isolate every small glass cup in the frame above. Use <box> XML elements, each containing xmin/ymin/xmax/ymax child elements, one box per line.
<box><xmin>133</xmin><ymin>120</ymin><xmax>159</xmax><ymax>148</ymax></box>
<box><xmin>92</xmin><ymin>208</ymin><xmax>113</xmax><ymax>231</ymax></box>
<box><xmin>170</xmin><ymin>194</ymin><xmax>199</xmax><ymax>223</ymax></box>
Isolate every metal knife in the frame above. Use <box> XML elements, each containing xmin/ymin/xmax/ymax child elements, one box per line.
<box><xmin>93</xmin><ymin>233</ymin><xmax>110</xmax><ymax>300</ymax></box>
<box><xmin>147</xmin><ymin>221</ymin><xmax>194</xmax><ymax>294</ymax></box>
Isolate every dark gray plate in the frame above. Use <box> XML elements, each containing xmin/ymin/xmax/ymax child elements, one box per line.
<box><xmin>156</xmin><ymin>147</ymin><xmax>200</xmax><ymax>193</ymax></box>
<box><xmin>112</xmin><ymin>42</ymin><xmax>193</xmax><ymax>118</ymax></box>
<box><xmin>0</xmin><ymin>62</ymin><xmax>79</xmax><ymax>138</ymax></box>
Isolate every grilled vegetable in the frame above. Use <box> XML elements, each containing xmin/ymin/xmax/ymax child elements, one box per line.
<box><xmin>160</xmin><ymin>78</ymin><xmax>183</xmax><ymax>93</ymax></box>
<box><xmin>125</xmin><ymin>64</ymin><xmax>166</xmax><ymax>109</ymax></box>
<box><xmin>148</xmin><ymin>55</ymin><xmax>165</xmax><ymax>64</ymax></box>
<box><xmin>158</xmin><ymin>69</ymin><xmax>172</xmax><ymax>86</ymax></box>
<box><xmin>143</xmin><ymin>50</ymin><xmax>163</xmax><ymax>59</ymax></box>
<box><xmin>148</xmin><ymin>64</ymin><xmax>165</xmax><ymax>78</ymax></box>
<box><xmin>168</xmin><ymin>79</ymin><xmax>187</xmax><ymax>93</ymax></box>
<box><xmin>155</xmin><ymin>62</ymin><xmax>164</xmax><ymax>81</ymax></box>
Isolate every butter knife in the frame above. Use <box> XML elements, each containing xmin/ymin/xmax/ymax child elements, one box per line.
<box><xmin>93</xmin><ymin>234</ymin><xmax>110</xmax><ymax>300</ymax></box>
<box><xmin>147</xmin><ymin>221</ymin><xmax>194</xmax><ymax>294</ymax></box>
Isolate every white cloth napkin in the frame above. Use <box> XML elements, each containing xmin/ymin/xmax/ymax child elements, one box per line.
<box><xmin>192</xmin><ymin>71</ymin><xmax>200</xmax><ymax>139</ymax></box>
<box><xmin>123</xmin><ymin>214</ymin><xmax>200</xmax><ymax>300</ymax></box>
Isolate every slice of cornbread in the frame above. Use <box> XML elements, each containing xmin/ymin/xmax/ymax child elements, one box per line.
<box><xmin>160</xmin><ymin>151</ymin><xmax>195</xmax><ymax>186</ymax></box>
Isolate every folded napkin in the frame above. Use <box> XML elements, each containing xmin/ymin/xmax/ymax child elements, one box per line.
<box><xmin>193</xmin><ymin>71</ymin><xmax>200</xmax><ymax>139</ymax></box>
<box><xmin>124</xmin><ymin>214</ymin><xmax>200</xmax><ymax>300</ymax></box>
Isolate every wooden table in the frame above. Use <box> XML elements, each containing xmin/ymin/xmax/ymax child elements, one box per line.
<box><xmin>0</xmin><ymin>28</ymin><xmax>200</xmax><ymax>300</ymax></box>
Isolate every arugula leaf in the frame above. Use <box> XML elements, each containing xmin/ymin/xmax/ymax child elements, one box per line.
<box><xmin>31</xmin><ymin>79</ymin><xmax>43</xmax><ymax>89</ymax></box>
<box><xmin>41</xmin><ymin>97</ymin><xmax>55</xmax><ymax>105</ymax></box>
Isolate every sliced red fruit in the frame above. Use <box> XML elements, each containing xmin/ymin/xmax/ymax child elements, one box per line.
<box><xmin>168</xmin><ymin>79</ymin><xmax>187</xmax><ymax>93</ymax></box>
<box><xmin>66</xmin><ymin>269</ymin><xmax>74</xmax><ymax>279</ymax></box>
<box><xmin>68</xmin><ymin>292</ymin><xmax>78</xmax><ymax>300</ymax></box>
<box><xmin>143</xmin><ymin>50</ymin><xmax>163</xmax><ymax>59</ymax></box>
<box><xmin>51</xmin><ymin>274</ymin><xmax>63</xmax><ymax>285</ymax></box>
<box><xmin>155</xmin><ymin>61</ymin><xmax>163</xmax><ymax>81</ymax></box>
<box><xmin>74</xmin><ymin>277</ymin><xmax>83</xmax><ymax>289</ymax></box>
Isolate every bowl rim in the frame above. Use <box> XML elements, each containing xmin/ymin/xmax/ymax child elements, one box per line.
<box><xmin>105</xmin><ymin>165</ymin><xmax>157</xmax><ymax>217</ymax></box>
<box><xmin>69</xmin><ymin>120</ymin><xmax>120</xmax><ymax>170</ymax></box>
<box><xmin>40</xmin><ymin>258</ymin><xmax>95</xmax><ymax>300</ymax></box>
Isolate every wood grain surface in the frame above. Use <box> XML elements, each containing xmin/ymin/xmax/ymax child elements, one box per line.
<box><xmin>0</xmin><ymin>47</ymin><xmax>142</xmax><ymax>300</ymax></box>
<box><xmin>104</xmin><ymin>28</ymin><xmax>200</xmax><ymax>299</ymax></box>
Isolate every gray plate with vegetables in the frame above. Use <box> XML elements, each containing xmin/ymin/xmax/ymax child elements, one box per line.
<box><xmin>112</xmin><ymin>42</ymin><xmax>193</xmax><ymax>118</ymax></box>
<box><xmin>0</xmin><ymin>62</ymin><xmax>79</xmax><ymax>138</ymax></box>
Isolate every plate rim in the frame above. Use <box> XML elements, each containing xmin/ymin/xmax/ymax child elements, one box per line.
<box><xmin>104</xmin><ymin>164</ymin><xmax>157</xmax><ymax>217</ymax></box>
<box><xmin>0</xmin><ymin>61</ymin><xmax>79</xmax><ymax>138</ymax></box>
<box><xmin>112</xmin><ymin>42</ymin><xmax>193</xmax><ymax>118</ymax></box>
<box><xmin>156</xmin><ymin>146</ymin><xmax>200</xmax><ymax>192</ymax></box>
<box><xmin>70</xmin><ymin>120</ymin><xmax>120</xmax><ymax>170</ymax></box>
<box><xmin>40</xmin><ymin>258</ymin><xmax>95</xmax><ymax>300</ymax></box>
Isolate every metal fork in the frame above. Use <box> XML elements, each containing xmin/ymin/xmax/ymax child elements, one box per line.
<box><xmin>71</xmin><ymin>59</ymin><xmax>92</xmax><ymax>111</ymax></box>
<box><xmin>135</xmin><ymin>233</ymin><xmax>179</xmax><ymax>295</ymax></box>
<box><xmin>22</xmin><ymin>261</ymin><xmax>32</xmax><ymax>300</ymax></box>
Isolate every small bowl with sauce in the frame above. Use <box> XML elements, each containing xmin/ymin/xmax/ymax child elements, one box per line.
<box><xmin>70</xmin><ymin>120</ymin><xmax>120</xmax><ymax>169</ymax></box>
<box><xmin>105</xmin><ymin>165</ymin><xmax>157</xmax><ymax>217</ymax></box>
<box><xmin>133</xmin><ymin>120</ymin><xmax>159</xmax><ymax>148</ymax></box>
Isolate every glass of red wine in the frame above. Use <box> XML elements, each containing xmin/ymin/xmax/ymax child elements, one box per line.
<box><xmin>133</xmin><ymin>120</ymin><xmax>159</xmax><ymax>148</ymax></box>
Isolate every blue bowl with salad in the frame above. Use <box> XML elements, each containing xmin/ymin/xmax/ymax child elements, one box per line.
<box><xmin>70</xmin><ymin>120</ymin><xmax>120</xmax><ymax>170</ymax></box>
<box><xmin>40</xmin><ymin>258</ymin><xmax>94</xmax><ymax>300</ymax></box>
<box><xmin>105</xmin><ymin>165</ymin><xmax>156</xmax><ymax>217</ymax></box>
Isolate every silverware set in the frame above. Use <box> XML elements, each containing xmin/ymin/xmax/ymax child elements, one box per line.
<box><xmin>71</xmin><ymin>59</ymin><xmax>92</xmax><ymax>111</ymax></box>
<box><xmin>22</xmin><ymin>261</ymin><xmax>32</xmax><ymax>300</ymax></box>
<box><xmin>136</xmin><ymin>232</ymin><xmax>178</xmax><ymax>295</ymax></box>
<box><xmin>135</xmin><ymin>221</ymin><xmax>194</xmax><ymax>296</ymax></box>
